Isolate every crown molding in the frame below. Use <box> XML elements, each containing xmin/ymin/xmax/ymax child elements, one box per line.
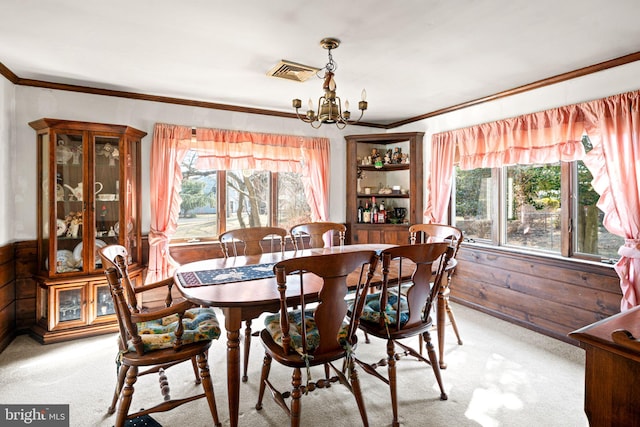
<box><xmin>2</xmin><ymin>51</ymin><xmax>640</xmax><ymax>130</ymax></box>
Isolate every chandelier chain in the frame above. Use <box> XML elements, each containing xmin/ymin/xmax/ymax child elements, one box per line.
<box><xmin>324</xmin><ymin>48</ymin><xmax>337</xmax><ymax>74</ymax></box>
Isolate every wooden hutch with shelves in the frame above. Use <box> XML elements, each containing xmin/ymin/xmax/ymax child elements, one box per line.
<box><xmin>29</xmin><ymin>118</ymin><xmax>146</xmax><ymax>343</ymax></box>
<box><xmin>345</xmin><ymin>132</ymin><xmax>424</xmax><ymax>244</ymax></box>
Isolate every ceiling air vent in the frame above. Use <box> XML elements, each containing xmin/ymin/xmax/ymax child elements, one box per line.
<box><xmin>267</xmin><ymin>60</ymin><xmax>320</xmax><ymax>82</ymax></box>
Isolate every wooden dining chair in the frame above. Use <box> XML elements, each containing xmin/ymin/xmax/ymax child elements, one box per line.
<box><xmin>219</xmin><ymin>226</ymin><xmax>287</xmax><ymax>257</ymax></box>
<box><xmin>218</xmin><ymin>226</ymin><xmax>288</xmax><ymax>382</ymax></box>
<box><xmin>409</xmin><ymin>223</ymin><xmax>463</xmax><ymax>368</ymax></box>
<box><xmin>289</xmin><ymin>221</ymin><xmax>346</xmax><ymax>250</ymax></box>
<box><xmin>100</xmin><ymin>245</ymin><xmax>223</xmax><ymax>427</ymax></box>
<box><xmin>255</xmin><ymin>250</ymin><xmax>379</xmax><ymax>427</ymax></box>
<box><xmin>353</xmin><ymin>242</ymin><xmax>454</xmax><ymax>427</ymax></box>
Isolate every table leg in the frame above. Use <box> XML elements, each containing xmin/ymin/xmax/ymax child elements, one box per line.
<box><xmin>223</xmin><ymin>308</ymin><xmax>242</xmax><ymax>427</ymax></box>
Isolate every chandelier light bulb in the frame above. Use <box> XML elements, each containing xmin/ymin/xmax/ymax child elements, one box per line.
<box><xmin>345</xmin><ymin>99</ymin><xmax>350</xmax><ymax>111</ymax></box>
<box><xmin>361</xmin><ymin>89</ymin><xmax>367</xmax><ymax>102</ymax></box>
<box><xmin>308</xmin><ymin>98</ymin><xmax>314</xmax><ymax>111</ymax></box>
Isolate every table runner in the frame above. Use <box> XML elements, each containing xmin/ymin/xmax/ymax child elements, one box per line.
<box><xmin>176</xmin><ymin>263</ymin><xmax>276</xmax><ymax>288</ymax></box>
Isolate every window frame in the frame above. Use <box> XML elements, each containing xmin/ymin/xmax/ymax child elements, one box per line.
<box><xmin>452</xmin><ymin>160</ymin><xmax>618</xmax><ymax>264</ymax></box>
<box><xmin>171</xmin><ymin>169</ymin><xmax>308</xmax><ymax>244</ymax></box>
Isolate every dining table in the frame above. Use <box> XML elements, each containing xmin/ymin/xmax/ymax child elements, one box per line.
<box><xmin>174</xmin><ymin>243</ymin><xmax>393</xmax><ymax>426</ymax></box>
<box><xmin>173</xmin><ymin>242</ymin><xmax>453</xmax><ymax>427</ymax></box>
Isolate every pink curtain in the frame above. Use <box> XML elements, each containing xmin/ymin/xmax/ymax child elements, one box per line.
<box><xmin>299</xmin><ymin>137</ymin><xmax>330</xmax><ymax>222</ymax></box>
<box><xmin>147</xmin><ymin>124</ymin><xmax>191</xmax><ymax>283</ymax></box>
<box><xmin>147</xmin><ymin>124</ymin><xmax>330</xmax><ymax>282</ymax></box>
<box><xmin>456</xmin><ymin>105</ymin><xmax>586</xmax><ymax>170</ymax></box>
<box><xmin>581</xmin><ymin>91</ymin><xmax>640</xmax><ymax>310</ymax></box>
<box><xmin>432</xmin><ymin>88</ymin><xmax>640</xmax><ymax>310</ymax></box>
<box><xmin>424</xmin><ymin>133</ymin><xmax>456</xmax><ymax>224</ymax></box>
<box><xmin>426</xmin><ymin>104</ymin><xmax>586</xmax><ymax>226</ymax></box>
<box><xmin>192</xmin><ymin>128</ymin><xmax>330</xmax><ymax>222</ymax></box>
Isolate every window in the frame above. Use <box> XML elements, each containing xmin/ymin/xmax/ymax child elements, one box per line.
<box><xmin>453</xmin><ymin>137</ymin><xmax>623</xmax><ymax>262</ymax></box>
<box><xmin>172</xmin><ymin>150</ymin><xmax>311</xmax><ymax>242</ymax></box>
<box><xmin>452</xmin><ymin>167</ymin><xmax>493</xmax><ymax>241</ymax></box>
<box><xmin>276</xmin><ymin>172</ymin><xmax>312</xmax><ymax>229</ymax></box>
<box><xmin>505</xmin><ymin>163</ymin><xmax>561</xmax><ymax>252</ymax></box>
<box><xmin>226</xmin><ymin>170</ymin><xmax>270</xmax><ymax>230</ymax></box>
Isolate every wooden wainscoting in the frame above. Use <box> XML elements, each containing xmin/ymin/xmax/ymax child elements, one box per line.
<box><xmin>452</xmin><ymin>244</ymin><xmax>622</xmax><ymax>344</ymax></box>
<box><xmin>4</xmin><ymin>237</ymin><xmax>623</xmax><ymax>352</ymax></box>
<box><xmin>14</xmin><ymin>241</ymin><xmax>37</xmax><ymax>334</ymax></box>
<box><xmin>0</xmin><ymin>243</ymin><xmax>17</xmax><ymax>352</ymax></box>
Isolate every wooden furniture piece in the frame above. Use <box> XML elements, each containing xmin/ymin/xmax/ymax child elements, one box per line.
<box><xmin>219</xmin><ymin>226</ymin><xmax>287</xmax><ymax>257</ymax></box>
<box><xmin>345</xmin><ymin>132</ymin><xmax>424</xmax><ymax>245</ymax></box>
<box><xmin>569</xmin><ymin>306</ymin><xmax>640</xmax><ymax>427</ymax></box>
<box><xmin>29</xmin><ymin>118</ymin><xmax>145</xmax><ymax>343</ymax></box>
<box><xmin>100</xmin><ymin>245</ymin><xmax>222</xmax><ymax>427</ymax></box>
<box><xmin>255</xmin><ymin>250</ymin><xmax>379</xmax><ymax>427</ymax></box>
<box><xmin>354</xmin><ymin>243</ymin><xmax>454</xmax><ymax>427</ymax></box>
<box><xmin>289</xmin><ymin>221</ymin><xmax>346</xmax><ymax>250</ymax></box>
<box><xmin>174</xmin><ymin>243</ymin><xmax>392</xmax><ymax>427</ymax></box>
<box><xmin>218</xmin><ymin>226</ymin><xmax>288</xmax><ymax>382</ymax></box>
<box><xmin>409</xmin><ymin>223</ymin><xmax>464</xmax><ymax>368</ymax></box>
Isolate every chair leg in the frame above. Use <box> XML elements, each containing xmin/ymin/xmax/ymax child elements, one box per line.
<box><xmin>291</xmin><ymin>367</ymin><xmax>303</xmax><ymax>427</ymax></box>
<box><xmin>422</xmin><ymin>331</ymin><xmax>448</xmax><ymax>401</ymax></box>
<box><xmin>255</xmin><ymin>354</ymin><xmax>272</xmax><ymax>410</ymax></box>
<box><xmin>418</xmin><ymin>303</ymin><xmax>436</xmax><ymax>357</ymax></box>
<box><xmin>243</xmin><ymin>320</ymin><xmax>252</xmax><ymax>382</ymax></box>
<box><xmin>191</xmin><ymin>356</ymin><xmax>201</xmax><ymax>384</ymax></box>
<box><xmin>108</xmin><ymin>364</ymin><xmax>128</xmax><ymax>415</ymax></box>
<box><xmin>349</xmin><ymin>360</ymin><xmax>369</xmax><ymax>427</ymax></box>
<box><xmin>114</xmin><ymin>365</ymin><xmax>138</xmax><ymax>427</ymax></box>
<box><xmin>197</xmin><ymin>352</ymin><xmax>222</xmax><ymax>427</ymax></box>
<box><xmin>437</xmin><ymin>291</ymin><xmax>447</xmax><ymax>369</ymax></box>
<box><xmin>446</xmin><ymin>299</ymin><xmax>463</xmax><ymax>345</ymax></box>
<box><xmin>387</xmin><ymin>339</ymin><xmax>400</xmax><ymax>427</ymax></box>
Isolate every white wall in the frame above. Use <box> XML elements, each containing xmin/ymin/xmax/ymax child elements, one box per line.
<box><xmin>0</xmin><ymin>77</ymin><xmax>15</xmax><ymax>246</ymax></box>
<box><xmin>11</xmin><ymin>86</ymin><xmax>380</xmax><ymax>241</ymax></box>
<box><xmin>7</xmin><ymin>59</ymin><xmax>640</xmax><ymax>243</ymax></box>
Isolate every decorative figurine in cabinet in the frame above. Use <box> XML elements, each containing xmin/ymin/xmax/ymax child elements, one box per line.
<box><xmin>29</xmin><ymin>118</ymin><xmax>146</xmax><ymax>343</ymax></box>
<box><xmin>345</xmin><ymin>132</ymin><xmax>424</xmax><ymax>245</ymax></box>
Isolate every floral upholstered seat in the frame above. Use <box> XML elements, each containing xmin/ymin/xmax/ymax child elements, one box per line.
<box><xmin>264</xmin><ymin>309</ymin><xmax>349</xmax><ymax>355</ymax></box>
<box><xmin>131</xmin><ymin>307</ymin><xmax>221</xmax><ymax>352</ymax></box>
<box><xmin>357</xmin><ymin>292</ymin><xmax>410</xmax><ymax>327</ymax></box>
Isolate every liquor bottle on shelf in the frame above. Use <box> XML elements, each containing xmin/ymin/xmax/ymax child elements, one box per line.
<box><xmin>378</xmin><ymin>200</ymin><xmax>386</xmax><ymax>223</ymax></box>
<box><xmin>371</xmin><ymin>197</ymin><xmax>378</xmax><ymax>224</ymax></box>
<box><xmin>362</xmin><ymin>201</ymin><xmax>371</xmax><ymax>224</ymax></box>
<box><xmin>357</xmin><ymin>200</ymin><xmax>364</xmax><ymax>223</ymax></box>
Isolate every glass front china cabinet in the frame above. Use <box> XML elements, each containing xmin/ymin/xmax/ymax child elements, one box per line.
<box><xmin>29</xmin><ymin>118</ymin><xmax>146</xmax><ymax>343</ymax></box>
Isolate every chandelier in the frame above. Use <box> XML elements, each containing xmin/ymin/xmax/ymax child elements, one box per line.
<box><xmin>292</xmin><ymin>38</ymin><xmax>367</xmax><ymax>129</ymax></box>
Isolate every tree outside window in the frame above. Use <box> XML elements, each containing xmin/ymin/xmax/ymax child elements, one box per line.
<box><xmin>172</xmin><ymin>150</ymin><xmax>311</xmax><ymax>242</ymax></box>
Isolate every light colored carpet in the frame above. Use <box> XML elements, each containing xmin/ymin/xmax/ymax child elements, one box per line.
<box><xmin>0</xmin><ymin>304</ymin><xmax>588</xmax><ymax>427</ymax></box>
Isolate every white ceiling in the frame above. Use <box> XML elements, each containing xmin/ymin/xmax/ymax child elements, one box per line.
<box><xmin>2</xmin><ymin>0</ymin><xmax>640</xmax><ymax>126</ymax></box>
